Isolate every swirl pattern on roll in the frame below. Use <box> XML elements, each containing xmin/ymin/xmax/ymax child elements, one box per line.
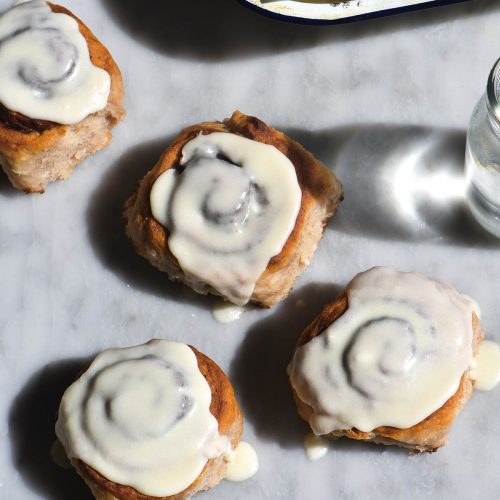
<box><xmin>55</xmin><ymin>340</ymin><xmax>230</xmax><ymax>497</ymax></box>
<box><xmin>288</xmin><ymin>267</ymin><xmax>475</xmax><ymax>433</ymax></box>
<box><xmin>150</xmin><ymin>132</ymin><xmax>302</xmax><ymax>305</ymax></box>
<box><xmin>0</xmin><ymin>0</ymin><xmax>110</xmax><ymax>124</ymax></box>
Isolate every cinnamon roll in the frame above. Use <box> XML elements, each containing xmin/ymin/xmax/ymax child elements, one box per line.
<box><xmin>288</xmin><ymin>267</ymin><xmax>484</xmax><ymax>452</ymax></box>
<box><xmin>55</xmin><ymin>339</ymin><xmax>245</xmax><ymax>499</ymax></box>
<box><xmin>0</xmin><ymin>1</ymin><xmax>124</xmax><ymax>192</ymax></box>
<box><xmin>125</xmin><ymin>111</ymin><xmax>343</xmax><ymax>307</ymax></box>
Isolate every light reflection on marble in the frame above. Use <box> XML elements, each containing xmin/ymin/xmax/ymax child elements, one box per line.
<box><xmin>1</xmin><ymin>0</ymin><xmax>500</xmax><ymax>499</ymax></box>
<box><xmin>292</xmin><ymin>125</ymin><xmax>499</xmax><ymax>245</ymax></box>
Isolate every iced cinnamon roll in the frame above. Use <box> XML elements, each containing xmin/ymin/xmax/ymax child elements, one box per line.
<box><xmin>0</xmin><ymin>0</ymin><xmax>124</xmax><ymax>192</ymax></box>
<box><xmin>288</xmin><ymin>267</ymin><xmax>484</xmax><ymax>452</ymax></box>
<box><xmin>56</xmin><ymin>339</ymin><xmax>246</xmax><ymax>499</ymax></box>
<box><xmin>125</xmin><ymin>111</ymin><xmax>343</xmax><ymax>307</ymax></box>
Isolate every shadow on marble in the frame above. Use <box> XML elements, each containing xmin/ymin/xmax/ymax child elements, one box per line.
<box><xmin>86</xmin><ymin>136</ymin><xmax>215</xmax><ymax>309</ymax></box>
<box><xmin>286</xmin><ymin>124</ymin><xmax>500</xmax><ymax>248</ymax></box>
<box><xmin>8</xmin><ymin>358</ymin><xmax>92</xmax><ymax>500</ymax></box>
<box><xmin>101</xmin><ymin>0</ymin><xmax>499</xmax><ymax>61</ymax></box>
<box><xmin>230</xmin><ymin>282</ymin><xmax>342</xmax><ymax>449</ymax></box>
<box><xmin>0</xmin><ymin>170</ymin><xmax>22</xmax><ymax>197</ymax></box>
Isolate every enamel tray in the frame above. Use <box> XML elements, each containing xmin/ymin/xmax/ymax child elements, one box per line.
<box><xmin>239</xmin><ymin>0</ymin><xmax>469</xmax><ymax>23</ymax></box>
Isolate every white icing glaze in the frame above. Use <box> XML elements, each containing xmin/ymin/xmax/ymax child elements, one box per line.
<box><xmin>288</xmin><ymin>267</ymin><xmax>475</xmax><ymax>434</ymax></box>
<box><xmin>304</xmin><ymin>433</ymin><xmax>329</xmax><ymax>461</ymax></box>
<box><xmin>224</xmin><ymin>441</ymin><xmax>259</xmax><ymax>482</ymax></box>
<box><xmin>55</xmin><ymin>340</ymin><xmax>230</xmax><ymax>497</ymax></box>
<box><xmin>212</xmin><ymin>301</ymin><xmax>246</xmax><ymax>323</ymax></box>
<box><xmin>0</xmin><ymin>0</ymin><xmax>110</xmax><ymax>124</ymax></box>
<box><xmin>150</xmin><ymin>131</ymin><xmax>302</xmax><ymax>306</ymax></box>
<box><xmin>474</xmin><ymin>340</ymin><xmax>500</xmax><ymax>391</ymax></box>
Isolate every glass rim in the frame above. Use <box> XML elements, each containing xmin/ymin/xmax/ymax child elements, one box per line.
<box><xmin>486</xmin><ymin>57</ymin><xmax>500</xmax><ymax>114</ymax></box>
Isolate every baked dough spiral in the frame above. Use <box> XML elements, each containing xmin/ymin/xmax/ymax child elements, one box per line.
<box><xmin>289</xmin><ymin>267</ymin><xmax>475</xmax><ymax>435</ymax></box>
<box><xmin>124</xmin><ymin>112</ymin><xmax>344</xmax><ymax>308</ymax></box>
<box><xmin>150</xmin><ymin>131</ymin><xmax>302</xmax><ymax>305</ymax></box>
<box><xmin>56</xmin><ymin>340</ymin><xmax>230</xmax><ymax>497</ymax></box>
<box><xmin>0</xmin><ymin>0</ymin><xmax>110</xmax><ymax>124</ymax></box>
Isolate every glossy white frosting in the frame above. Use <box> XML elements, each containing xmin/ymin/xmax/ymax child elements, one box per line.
<box><xmin>150</xmin><ymin>132</ymin><xmax>302</xmax><ymax>305</ymax></box>
<box><xmin>55</xmin><ymin>340</ymin><xmax>230</xmax><ymax>497</ymax></box>
<box><xmin>212</xmin><ymin>301</ymin><xmax>246</xmax><ymax>324</ymax></box>
<box><xmin>289</xmin><ymin>267</ymin><xmax>476</xmax><ymax>434</ymax></box>
<box><xmin>224</xmin><ymin>441</ymin><xmax>259</xmax><ymax>482</ymax></box>
<box><xmin>0</xmin><ymin>0</ymin><xmax>110</xmax><ymax>124</ymax></box>
<box><xmin>474</xmin><ymin>340</ymin><xmax>500</xmax><ymax>391</ymax></box>
<box><xmin>304</xmin><ymin>433</ymin><xmax>329</xmax><ymax>461</ymax></box>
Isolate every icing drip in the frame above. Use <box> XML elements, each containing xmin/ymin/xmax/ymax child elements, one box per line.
<box><xmin>150</xmin><ymin>132</ymin><xmax>302</xmax><ymax>305</ymax></box>
<box><xmin>474</xmin><ymin>340</ymin><xmax>500</xmax><ymax>391</ymax></box>
<box><xmin>304</xmin><ymin>433</ymin><xmax>329</xmax><ymax>461</ymax></box>
<box><xmin>55</xmin><ymin>340</ymin><xmax>230</xmax><ymax>497</ymax></box>
<box><xmin>224</xmin><ymin>441</ymin><xmax>259</xmax><ymax>482</ymax></box>
<box><xmin>212</xmin><ymin>301</ymin><xmax>246</xmax><ymax>323</ymax></box>
<box><xmin>0</xmin><ymin>0</ymin><xmax>110</xmax><ymax>124</ymax></box>
<box><xmin>288</xmin><ymin>267</ymin><xmax>476</xmax><ymax>433</ymax></box>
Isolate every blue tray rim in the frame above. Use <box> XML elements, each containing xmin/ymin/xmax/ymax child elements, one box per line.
<box><xmin>236</xmin><ymin>0</ymin><xmax>471</xmax><ymax>25</ymax></box>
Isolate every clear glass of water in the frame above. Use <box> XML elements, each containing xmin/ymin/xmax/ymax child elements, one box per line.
<box><xmin>466</xmin><ymin>58</ymin><xmax>500</xmax><ymax>237</ymax></box>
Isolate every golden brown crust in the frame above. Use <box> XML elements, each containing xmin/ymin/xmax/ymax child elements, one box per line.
<box><xmin>71</xmin><ymin>346</ymin><xmax>243</xmax><ymax>500</ymax></box>
<box><xmin>0</xmin><ymin>102</ymin><xmax>57</xmax><ymax>133</ymax></box>
<box><xmin>0</xmin><ymin>2</ymin><xmax>125</xmax><ymax>192</ymax></box>
<box><xmin>124</xmin><ymin>111</ymin><xmax>343</xmax><ymax>307</ymax></box>
<box><xmin>291</xmin><ymin>291</ymin><xmax>484</xmax><ymax>452</ymax></box>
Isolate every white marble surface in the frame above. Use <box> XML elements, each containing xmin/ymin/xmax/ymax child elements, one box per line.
<box><xmin>1</xmin><ymin>0</ymin><xmax>500</xmax><ymax>499</ymax></box>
